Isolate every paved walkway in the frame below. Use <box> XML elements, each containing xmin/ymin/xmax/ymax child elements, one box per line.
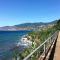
<box><xmin>53</xmin><ymin>32</ymin><xmax>60</xmax><ymax>60</ymax></box>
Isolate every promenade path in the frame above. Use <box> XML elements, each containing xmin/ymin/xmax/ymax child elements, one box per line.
<box><xmin>53</xmin><ymin>31</ymin><xmax>60</xmax><ymax>60</ymax></box>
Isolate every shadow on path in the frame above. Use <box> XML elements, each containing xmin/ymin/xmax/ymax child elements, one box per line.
<box><xmin>48</xmin><ymin>38</ymin><xmax>57</xmax><ymax>60</ymax></box>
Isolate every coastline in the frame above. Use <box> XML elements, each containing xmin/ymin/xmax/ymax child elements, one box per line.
<box><xmin>17</xmin><ymin>34</ymin><xmax>32</xmax><ymax>47</ymax></box>
<box><xmin>0</xmin><ymin>30</ymin><xmax>31</xmax><ymax>60</ymax></box>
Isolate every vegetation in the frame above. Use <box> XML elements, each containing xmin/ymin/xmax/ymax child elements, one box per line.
<box><xmin>54</xmin><ymin>19</ymin><xmax>60</xmax><ymax>30</ymax></box>
<box><xmin>17</xmin><ymin>28</ymin><xmax>56</xmax><ymax>60</ymax></box>
<box><xmin>13</xmin><ymin>19</ymin><xmax>60</xmax><ymax>60</ymax></box>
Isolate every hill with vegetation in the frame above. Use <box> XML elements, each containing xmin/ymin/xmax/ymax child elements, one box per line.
<box><xmin>15</xmin><ymin>20</ymin><xmax>57</xmax><ymax>28</ymax></box>
<box><xmin>12</xmin><ymin>19</ymin><xmax>60</xmax><ymax>60</ymax></box>
<box><xmin>0</xmin><ymin>20</ymin><xmax>57</xmax><ymax>31</ymax></box>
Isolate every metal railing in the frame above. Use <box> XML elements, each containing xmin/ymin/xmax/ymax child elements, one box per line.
<box><xmin>23</xmin><ymin>31</ymin><xmax>59</xmax><ymax>60</ymax></box>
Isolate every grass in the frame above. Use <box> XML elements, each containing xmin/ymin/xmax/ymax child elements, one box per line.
<box><xmin>16</xmin><ymin>27</ymin><xmax>56</xmax><ymax>60</ymax></box>
<box><xmin>13</xmin><ymin>19</ymin><xmax>60</xmax><ymax>60</ymax></box>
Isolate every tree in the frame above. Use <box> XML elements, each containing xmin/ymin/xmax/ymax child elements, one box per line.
<box><xmin>56</xmin><ymin>19</ymin><xmax>60</xmax><ymax>30</ymax></box>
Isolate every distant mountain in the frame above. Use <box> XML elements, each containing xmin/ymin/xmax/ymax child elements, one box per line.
<box><xmin>15</xmin><ymin>20</ymin><xmax>57</xmax><ymax>28</ymax></box>
<box><xmin>0</xmin><ymin>20</ymin><xmax>57</xmax><ymax>31</ymax></box>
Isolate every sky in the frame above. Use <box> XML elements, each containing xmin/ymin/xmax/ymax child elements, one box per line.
<box><xmin>0</xmin><ymin>0</ymin><xmax>60</xmax><ymax>26</ymax></box>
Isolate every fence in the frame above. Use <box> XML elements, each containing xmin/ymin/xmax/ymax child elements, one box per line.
<box><xmin>23</xmin><ymin>31</ymin><xmax>59</xmax><ymax>60</ymax></box>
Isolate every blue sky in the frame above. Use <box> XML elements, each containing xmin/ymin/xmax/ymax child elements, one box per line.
<box><xmin>0</xmin><ymin>0</ymin><xmax>60</xmax><ymax>26</ymax></box>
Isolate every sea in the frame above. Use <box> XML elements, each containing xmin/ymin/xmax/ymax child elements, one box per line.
<box><xmin>0</xmin><ymin>30</ymin><xmax>31</xmax><ymax>60</ymax></box>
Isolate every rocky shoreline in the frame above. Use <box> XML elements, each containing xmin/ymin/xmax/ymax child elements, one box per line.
<box><xmin>17</xmin><ymin>34</ymin><xmax>32</xmax><ymax>47</ymax></box>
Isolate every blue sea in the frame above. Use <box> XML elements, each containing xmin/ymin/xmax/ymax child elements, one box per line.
<box><xmin>0</xmin><ymin>31</ymin><xmax>31</xmax><ymax>60</ymax></box>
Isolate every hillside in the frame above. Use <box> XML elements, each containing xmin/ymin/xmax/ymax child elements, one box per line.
<box><xmin>0</xmin><ymin>20</ymin><xmax>57</xmax><ymax>31</ymax></box>
<box><xmin>15</xmin><ymin>20</ymin><xmax>57</xmax><ymax>28</ymax></box>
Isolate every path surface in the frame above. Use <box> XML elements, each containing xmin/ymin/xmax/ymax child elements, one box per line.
<box><xmin>53</xmin><ymin>32</ymin><xmax>60</xmax><ymax>60</ymax></box>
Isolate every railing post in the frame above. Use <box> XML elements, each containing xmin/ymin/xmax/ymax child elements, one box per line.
<box><xmin>49</xmin><ymin>38</ymin><xmax>51</xmax><ymax>45</ymax></box>
<box><xmin>44</xmin><ymin>43</ymin><xmax>46</xmax><ymax>56</ymax></box>
<box><xmin>16</xmin><ymin>56</ymin><xmax>20</xmax><ymax>60</ymax></box>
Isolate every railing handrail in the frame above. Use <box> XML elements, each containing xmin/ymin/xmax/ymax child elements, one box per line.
<box><xmin>23</xmin><ymin>31</ymin><xmax>59</xmax><ymax>60</ymax></box>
